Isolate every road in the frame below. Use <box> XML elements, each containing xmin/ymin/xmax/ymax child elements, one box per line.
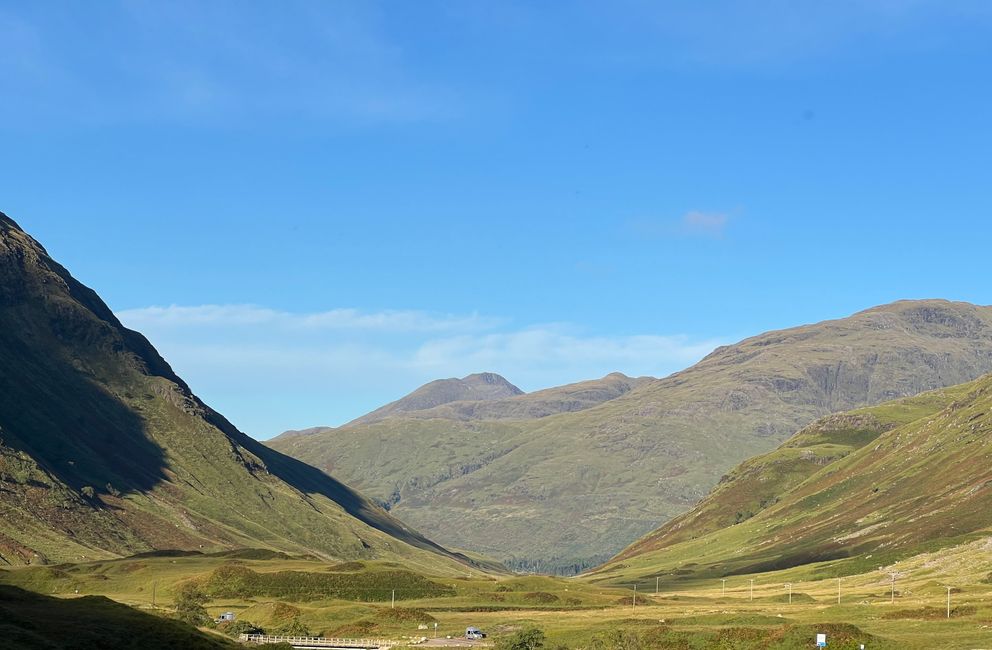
<box><xmin>422</xmin><ymin>639</ymin><xmax>491</xmax><ymax>647</ymax></box>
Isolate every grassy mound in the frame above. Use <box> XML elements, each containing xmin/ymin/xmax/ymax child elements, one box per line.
<box><xmin>672</xmin><ymin>613</ymin><xmax>790</xmax><ymax>626</ymax></box>
<box><xmin>201</xmin><ymin>564</ymin><xmax>454</xmax><ymax>602</ymax></box>
<box><xmin>882</xmin><ymin>605</ymin><xmax>977</xmax><ymax>620</ymax></box>
<box><xmin>0</xmin><ymin>566</ymin><xmax>80</xmax><ymax>594</ymax></box>
<box><xmin>211</xmin><ymin>549</ymin><xmax>293</xmax><ymax>561</ymax></box>
<box><xmin>373</xmin><ymin>607</ymin><xmax>437</xmax><ymax>623</ymax></box>
<box><xmin>240</xmin><ymin>601</ymin><xmax>303</xmax><ymax>627</ymax></box>
<box><xmin>765</xmin><ymin>591</ymin><xmax>817</xmax><ymax>604</ymax></box>
<box><xmin>639</xmin><ymin>622</ymin><xmax>880</xmax><ymax>650</ymax></box>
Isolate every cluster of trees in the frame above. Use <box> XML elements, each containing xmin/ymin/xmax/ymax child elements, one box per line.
<box><xmin>173</xmin><ymin>583</ymin><xmax>210</xmax><ymax>627</ymax></box>
<box><xmin>502</xmin><ymin>554</ymin><xmax>612</xmax><ymax>576</ymax></box>
<box><xmin>495</xmin><ymin>627</ymin><xmax>548</xmax><ymax>650</ymax></box>
<box><xmin>495</xmin><ymin>626</ymin><xmax>643</xmax><ymax>650</ymax></box>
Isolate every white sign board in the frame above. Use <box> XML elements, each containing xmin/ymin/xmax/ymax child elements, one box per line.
<box><xmin>816</xmin><ymin>633</ymin><xmax>827</xmax><ymax>647</ymax></box>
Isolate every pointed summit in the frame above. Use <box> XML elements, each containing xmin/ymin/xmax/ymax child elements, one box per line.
<box><xmin>347</xmin><ymin>372</ymin><xmax>523</xmax><ymax>426</ymax></box>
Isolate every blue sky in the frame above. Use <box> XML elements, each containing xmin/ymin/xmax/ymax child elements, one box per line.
<box><xmin>2</xmin><ymin>1</ymin><xmax>992</xmax><ymax>437</ymax></box>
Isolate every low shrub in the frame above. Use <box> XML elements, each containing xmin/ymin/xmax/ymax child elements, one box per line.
<box><xmin>522</xmin><ymin>592</ymin><xmax>559</xmax><ymax>604</ymax></box>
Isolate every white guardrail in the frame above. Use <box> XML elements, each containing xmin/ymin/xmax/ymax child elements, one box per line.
<box><xmin>239</xmin><ymin>634</ymin><xmax>426</xmax><ymax>648</ymax></box>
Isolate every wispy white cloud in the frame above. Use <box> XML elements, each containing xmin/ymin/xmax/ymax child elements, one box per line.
<box><xmin>628</xmin><ymin>210</ymin><xmax>731</xmax><ymax>239</ymax></box>
<box><xmin>681</xmin><ymin>211</ymin><xmax>729</xmax><ymax>237</ymax></box>
<box><xmin>117</xmin><ymin>304</ymin><xmax>498</xmax><ymax>333</ymax></box>
<box><xmin>1</xmin><ymin>1</ymin><xmax>464</xmax><ymax>128</ymax></box>
<box><xmin>413</xmin><ymin>326</ymin><xmax>718</xmax><ymax>373</ymax></box>
<box><xmin>116</xmin><ymin>304</ymin><xmax>724</xmax><ymax>437</ymax></box>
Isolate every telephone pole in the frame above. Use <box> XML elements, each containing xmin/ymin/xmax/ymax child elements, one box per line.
<box><xmin>749</xmin><ymin>579</ymin><xmax>754</xmax><ymax>602</ymax></box>
<box><xmin>837</xmin><ymin>578</ymin><xmax>841</xmax><ymax>605</ymax></box>
<box><xmin>721</xmin><ymin>579</ymin><xmax>726</xmax><ymax>597</ymax></box>
<box><xmin>890</xmin><ymin>574</ymin><xmax>896</xmax><ymax>604</ymax></box>
<box><xmin>947</xmin><ymin>586</ymin><xmax>952</xmax><ymax>619</ymax></box>
<box><xmin>391</xmin><ymin>589</ymin><xmax>395</xmax><ymax>609</ymax></box>
<box><xmin>632</xmin><ymin>583</ymin><xmax>637</xmax><ymax>610</ymax></box>
<box><xmin>785</xmin><ymin>583</ymin><xmax>792</xmax><ymax>604</ymax></box>
<box><xmin>655</xmin><ymin>576</ymin><xmax>659</xmax><ymax>596</ymax></box>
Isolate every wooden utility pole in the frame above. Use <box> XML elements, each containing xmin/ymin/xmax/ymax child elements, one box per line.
<box><xmin>391</xmin><ymin>589</ymin><xmax>395</xmax><ymax>609</ymax></box>
<box><xmin>890</xmin><ymin>574</ymin><xmax>895</xmax><ymax>604</ymax></box>
<box><xmin>837</xmin><ymin>578</ymin><xmax>841</xmax><ymax>605</ymax></box>
<box><xmin>785</xmin><ymin>583</ymin><xmax>792</xmax><ymax>604</ymax></box>
<box><xmin>632</xmin><ymin>584</ymin><xmax>637</xmax><ymax>610</ymax></box>
<box><xmin>721</xmin><ymin>579</ymin><xmax>726</xmax><ymax>597</ymax></box>
<box><xmin>749</xmin><ymin>579</ymin><xmax>754</xmax><ymax>602</ymax></box>
<box><xmin>947</xmin><ymin>586</ymin><xmax>952</xmax><ymax>619</ymax></box>
<box><xmin>655</xmin><ymin>576</ymin><xmax>659</xmax><ymax>596</ymax></box>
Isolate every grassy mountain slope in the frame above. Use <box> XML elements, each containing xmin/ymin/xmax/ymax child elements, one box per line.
<box><xmin>590</xmin><ymin>373</ymin><xmax>992</xmax><ymax>584</ymax></box>
<box><xmin>614</xmin><ymin>382</ymin><xmax>979</xmax><ymax>560</ymax></box>
<box><xmin>0</xmin><ymin>212</ymin><xmax>475</xmax><ymax>573</ymax></box>
<box><xmin>272</xmin><ymin>300</ymin><xmax>992</xmax><ymax>573</ymax></box>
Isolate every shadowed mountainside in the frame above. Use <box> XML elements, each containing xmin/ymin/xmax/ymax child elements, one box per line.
<box><xmin>272</xmin><ymin>299</ymin><xmax>992</xmax><ymax>573</ymax></box>
<box><xmin>0</xmin><ymin>584</ymin><xmax>234</xmax><ymax>649</ymax></box>
<box><xmin>0</xmin><ymin>212</ymin><xmax>476</xmax><ymax>573</ymax></box>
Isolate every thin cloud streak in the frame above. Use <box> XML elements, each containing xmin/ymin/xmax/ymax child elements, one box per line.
<box><xmin>681</xmin><ymin>211</ymin><xmax>729</xmax><ymax>236</ymax></box>
<box><xmin>117</xmin><ymin>304</ymin><xmax>500</xmax><ymax>333</ymax></box>
<box><xmin>116</xmin><ymin>304</ymin><xmax>726</xmax><ymax>435</ymax></box>
<box><xmin>627</xmin><ymin>211</ymin><xmax>731</xmax><ymax>239</ymax></box>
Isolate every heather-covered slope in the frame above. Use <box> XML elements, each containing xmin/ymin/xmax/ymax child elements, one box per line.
<box><xmin>273</xmin><ymin>300</ymin><xmax>992</xmax><ymax>573</ymax></box>
<box><xmin>591</xmin><ymin>374</ymin><xmax>992</xmax><ymax>584</ymax></box>
<box><xmin>0</xmin><ymin>213</ymin><xmax>473</xmax><ymax>572</ymax></box>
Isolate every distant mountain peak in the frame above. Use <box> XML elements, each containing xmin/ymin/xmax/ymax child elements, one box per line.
<box><xmin>463</xmin><ymin>372</ymin><xmax>523</xmax><ymax>392</ymax></box>
<box><xmin>346</xmin><ymin>372</ymin><xmax>523</xmax><ymax>426</ymax></box>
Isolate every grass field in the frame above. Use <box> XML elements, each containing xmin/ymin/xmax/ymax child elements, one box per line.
<box><xmin>3</xmin><ymin>544</ymin><xmax>991</xmax><ymax>649</ymax></box>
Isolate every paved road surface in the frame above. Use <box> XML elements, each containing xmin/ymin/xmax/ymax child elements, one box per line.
<box><xmin>422</xmin><ymin>639</ymin><xmax>490</xmax><ymax>647</ymax></box>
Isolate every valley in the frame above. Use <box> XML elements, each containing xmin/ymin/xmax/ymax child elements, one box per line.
<box><xmin>2</xmin><ymin>210</ymin><xmax>991</xmax><ymax>649</ymax></box>
<box><xmin>6</xmin><ymin>3</ymin><xmax>992</xmax><ymax>647</ymax></box>
<box><xmin>4</xmin><ymin>541</ymin><xmax>992</xmax><ymax>649</ymax></box>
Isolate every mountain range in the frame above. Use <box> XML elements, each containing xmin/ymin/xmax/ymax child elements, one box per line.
<box><xmin>0</xmin><ymin>212</ymin><xmax>476</xmax><ymax>574</ymax></box>
<box><xmin>590</xmin><ymin>371</ymin><xmax>992</xmax><ymax>585</ymax></box>
<box><xmin>271</xmin><ymin>299</ymin><xmax>992</xmax><ymax>573</ymax></box>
